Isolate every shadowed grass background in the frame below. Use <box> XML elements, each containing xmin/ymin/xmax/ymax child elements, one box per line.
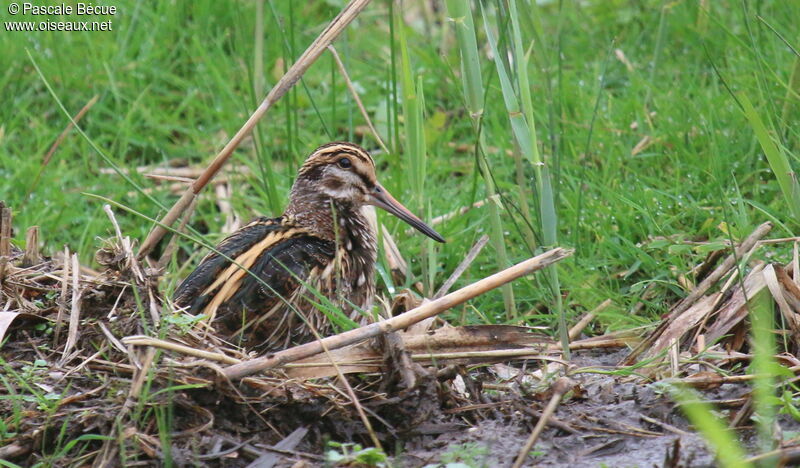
<box><xmin>1</xmin><ymin>0</ymin><xmax>798</xmax><ymax>336</ymax></box>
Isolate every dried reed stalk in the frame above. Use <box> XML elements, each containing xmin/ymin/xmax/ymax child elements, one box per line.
<box><xmin>623</xmin><ymin>221</ymin><xmax>772</xmax><ymax>365</ymax></box>
<box><xmin>434</xmin><ymin>234</ymin><xmax>489</xmax><ymax>299</ymax></box>
<box><xmin>22</xmin><ymin>226</ymin><xmax>41</xmax><ymax>267</ymax></box>
<box><xmin>568</xmin><ymin>298</ymin><xmax>611</xmax><ymax>340</ymax></box>
<box><xmin>668</xmin><ymin>221</ymin><xmax>772</xmax><ymax>319</ymax></box>
<box><xmin>328</xmin><ymin>45</ymin><xmax>389</xmax><ymax>154</ymax></box>
<box><xmin>137</xmin><ymin>0</ymin><xmax>373</xmax><ymax>259</ymax></box>
<box><xmin>512</xmin><ymin>377</ymin><xmax>575</xmax><ymax>468</ymax></box>
<box><xmin>59</xmin><ymin>254</ymin><xmax>81</xmax><ymax>366</ymax></box>
<box><xmin>222</xmin><ymin>247</ymin><xmax>573</xmax><ymax>379</ymax></box>
<box><xmin>0</xmin><ymin>203</ymin><xmax>11</xmax><ymax>282</ymax></box>
<box><xmin>53</xmin><ymin>246</ymin><xmax>70</xmax><ymax>347</ymax></box>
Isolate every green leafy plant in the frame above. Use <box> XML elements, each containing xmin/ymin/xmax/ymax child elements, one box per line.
<box><xmin>325</xmin><ymin>441</ymin><xmax>388</xmax><ymax>467</ymax></box>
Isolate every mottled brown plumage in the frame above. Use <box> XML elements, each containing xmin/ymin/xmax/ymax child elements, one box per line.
<box><xmin>174</xmin><ymin>142</ymin><xmax>444</xmax><ymax>350</ymax></box>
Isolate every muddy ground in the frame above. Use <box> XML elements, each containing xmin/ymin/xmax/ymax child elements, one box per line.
<box><xmin>248</xmin><ymin>348</ymin><xmax>787</xmax><ymax>467</ymax></box>
<box><xmin>1</xmin><ymin>310</ymin><xmax>793</xmax><ymax>468</ymax></box>
<box><xmin>390</xmin><ymin>349</ymin><xmax>722</xmax><ymax>467</ymax></box>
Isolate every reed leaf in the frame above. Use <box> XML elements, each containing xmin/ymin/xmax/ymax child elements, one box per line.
<box><xmin>738</xmin><ymin>92</ymin><xmax>800</xmax><ymax>221</ymax></box>
<box><xmin>446</xmin><ymin>0</ymin><xmax>517</xmax><ymax>318</ymax></box>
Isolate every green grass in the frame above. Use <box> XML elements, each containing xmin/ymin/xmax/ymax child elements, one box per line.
<box><xmin>2</xmin><ymin>0</ymin><xmax>800</xmax><ymax>461</ymax></box>
<box><xmin>1</xmin><ymin>0</ymin><xmax>798</xmax><ymax>329</ymax></box>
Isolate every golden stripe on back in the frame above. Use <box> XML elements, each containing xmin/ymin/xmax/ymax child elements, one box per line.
<box><xmin>200</xmin><ymin>228</ymin><xmax>302</xmax><ymax>320</ymax></box>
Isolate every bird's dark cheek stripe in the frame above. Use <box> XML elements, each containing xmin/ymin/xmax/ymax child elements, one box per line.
<box><xmin>324</xmin><ymin>179</ymin><xmax>344</xmax><ymax>191</ymax></box>
<box><xmin>299</xmin><ymin>165</ymin><xmax>325</xmax><ymax>182</ymax></box>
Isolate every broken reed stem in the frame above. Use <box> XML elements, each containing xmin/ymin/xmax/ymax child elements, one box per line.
<box><xmin>512</xmin><ymin>377</ymin><xmax>574</xmax><ymax>468</ymax></box>
<box><xmin>53</xmin><ymin>245</ymin><xmax>70</xmax><ymax>347</ymax></box>
<box><xmin>221</xmin><ymin>247</ymin><xmax>573</xmax><ymax>379</ymax></box>
<box><xmin>59</xmin><ymin>254</ymin><xmax>81</xmax><ymax>366</ymax></box>
<box><xmin>669</xmin><ymin>221</ymin><xmax>772</xmax><ymax>319</ymax></box>
<box><xmin>22</xmin><ymin>226</ymin><xmax>41</xmax><ymax>267</ymax></box>
<box><xmin>328</xmin><ymin>45</ymin><xmax>389</xmax><ymax>154</ymax></box>
<box><xmin>0</xmin><ymin>203</ymin><xmax>11</xmax><ymax>282</ymax></box>
<box><xmin>124</xmin><ymin>331</ymin><xmax>631</xmax><ymax>375</ymax></box>
<box><xmin>137</xmin><ymin>0</ymin><xmax>373</xmax><ymax>259</ymax></box>
<box><xmin>123</xmin><ymin>335</ymin><xmax>242</xmax><ymax>365</ymax></box>
<box><xmin>568</xmin><ymin>298</ymin><xmax>611</xmax><ymax>340</ymax></box>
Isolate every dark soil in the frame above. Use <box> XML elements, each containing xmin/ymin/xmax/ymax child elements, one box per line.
<box><xmin>389</xmin><ymin>349</ymin><xmax>791</xmax><ymax>468</ymax></box>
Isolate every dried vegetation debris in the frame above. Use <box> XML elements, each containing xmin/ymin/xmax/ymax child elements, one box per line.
<box><xmin>3</xmin><ymin>207</ymin><xmax>800</xmax><ymax>466</ymax></box>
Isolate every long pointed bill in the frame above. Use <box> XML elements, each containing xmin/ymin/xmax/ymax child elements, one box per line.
<box><xmin>368</xmin><ymin>183</ymin><xmax>445</xmax><ymax>243</ymax></box>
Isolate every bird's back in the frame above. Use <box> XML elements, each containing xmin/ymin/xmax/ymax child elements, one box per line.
<box><xmin>174</xmin><ymin>216</ymin><xmax>337</xmax><ymax>349</ymax></box>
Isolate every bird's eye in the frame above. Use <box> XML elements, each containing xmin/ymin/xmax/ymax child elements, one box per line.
<box><xmin>338</xmin><ymin>157</ymin><xmax>352</xmax><ymax>169</ymax></box>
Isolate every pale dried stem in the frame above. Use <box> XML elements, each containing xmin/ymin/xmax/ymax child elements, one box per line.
<box><xmin>121</xmin><ymin>330</ymin><xmax>631</xmax><ymax>375</ymax></box>
<box><xmin>123</xmin><ymin>335</ymin><xmax>241</xmax><ymax>365</ymax></box>
<box><xmin>434</xmin><ymin>234</ymin><xmax>489</xmax><ymax>299</ymax></box>
<box><xmin>22</xmin><ymin>226</ymin><xmax>41</xmax><ymax>267</ymax></box>
<box><xmin>104</xmin><ymin>204</ymin><xmax>145</xmax><ymax>284</ymax></box>
<box><xmin>59</xmin><ymin>254</ymin><xmax>81</xmax><ymax>366</ymax></box>
<box><xmin>328</xmin><ymin>45</ymin><xmax>389</xmax><ymax>154</ymax></box>
<box><xmin>512</xmin><ymin>377</ymin><xmax>574</xmax><ymax>468</ymax></box>
<box><xmin>101</xmin><ymin>164</ymin><xmax>254</xmax><ymax>178</ymax></box>
<box><xmin>137</xmin><ymin>0</ymin><xmax>373</xmax><ymax>259</ymax></box>
<box><xmin>0</xmin><ymin>203</ymin><xmax>11</xmax><ymax>282</ymax></box>
<box><xmin>146</xmin><ymin>174</ymin><xmax>195</xmax><ymax>184</ymax></box>
<box><xmin>568</xmin><ymin>298</ymin><xmax>611</xmax><ymax>340</ymax></box>
<box><xmin>53</xmin><ymin>245</ymin><xmax>69</xmax><ymax>347</ymax></box>
<box><xmin>220</xmin><ymin>248</ymin><xmax>573</xmax><ymax>380</ymax></box>
<box><xmin>669</xmin><ymin>221</ymin><xmax>772</xmax><ymax>319</ymax></box>
<box><xmin>104</xmin><ymin>203</ymin><xmax>123</xmax><ymax>240</ymax></box>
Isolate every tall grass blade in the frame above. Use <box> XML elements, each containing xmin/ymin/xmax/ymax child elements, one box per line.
<box><xmin>669</xmin><ymin>385</ymin><xmax>752</xmax><ymax>468</ymax></box>
<box><xmin>738</xmin><ymin>92</ymin><xmax>800</xmax><ymax>221</ymax></box>
<box><xmin>748</xmin><ymin>285</ymin><xmax>779</xmax><ymax>456</ymax></box>
<box><xmin>399</xmin><ymin>21</ymin><xmax>436</xmax><ymax>293</ymax></box>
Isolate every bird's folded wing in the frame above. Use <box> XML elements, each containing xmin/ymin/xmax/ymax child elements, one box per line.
<box><xmin>174</xmin><ymin>217</ymin><xmax>335</xmax><ymax>320</ymax></box>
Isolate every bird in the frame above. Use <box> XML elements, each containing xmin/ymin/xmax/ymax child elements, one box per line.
<box><xmin>174</xmin><ymin>141</ymin><xmax>445</xmax><ymax>350</ymax></box>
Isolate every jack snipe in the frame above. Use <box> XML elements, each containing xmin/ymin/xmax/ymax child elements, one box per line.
<box><xmin>174</xmin><ymin>142</ymin><xmax>444</xmax><ymax>350</ymax></box>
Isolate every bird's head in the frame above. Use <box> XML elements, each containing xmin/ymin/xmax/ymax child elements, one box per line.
<box><xmin>291</xmin><ymin>142</ymin><xmax>445</xmax><ymax>243</ymax></box>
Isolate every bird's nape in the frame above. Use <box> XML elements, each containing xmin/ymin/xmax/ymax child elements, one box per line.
<box><xmin>367</xmin><ymin>183</ymin><xmax>445</xmax><ymax>243</ymax></box>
